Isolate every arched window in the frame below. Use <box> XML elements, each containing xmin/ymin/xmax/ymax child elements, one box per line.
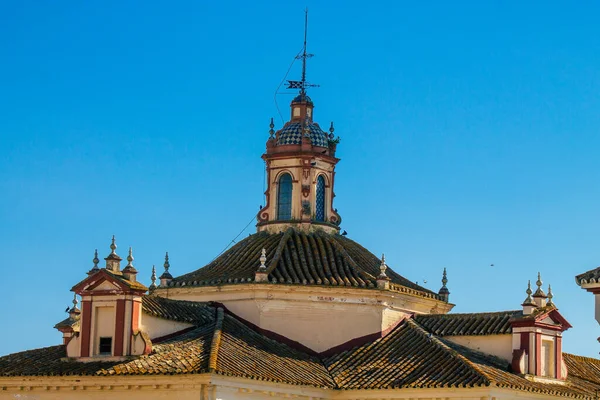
<box><xmin>315</xmin><ymin>175</ymin><xmax>326</xmax><ymax>222</ymax></box>
<box><xmin>277</xmin><ymin>173</ymin><xmax>293</xmax><ymax>220</ymax></box>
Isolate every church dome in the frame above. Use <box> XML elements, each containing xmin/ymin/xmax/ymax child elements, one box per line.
<box><xmin>171</xmin><ymin>229</ymin><xmax>440</xmax><ymax>300</ymax></box>
<box><xmin>276</xmin><ymin>121</ymin><xmax>329</xmax><ymax>147</ymax></box>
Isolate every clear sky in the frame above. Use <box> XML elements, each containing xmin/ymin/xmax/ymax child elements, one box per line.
<box><xmin>1</xmin><ymin>1</ymin><xmax>599</xmax><ymax>357</ymax></box>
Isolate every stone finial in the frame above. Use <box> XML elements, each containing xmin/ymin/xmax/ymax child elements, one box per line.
<box><xmin>159</xmin><ymin>252</ymin><xmax>173</xmax><ymax>287</ymax></box>
<box><xmin>69</xmin><ymin>293</ymin><xmax>80</xmax><ymax>316</ymax></box>
<box><xmin>377</xmin><ymin>254</ymin><xmax>390</xmax><ymax>290</ymax></box>
<box><xmin>522</xmin><ymin>280</ymin><xmax>537</xmax><ymax>315</ymax></box>
<box><xmin>111</xmin><ymin>236</ymin><xmax>116</xmax><ymax>252</ymax></box>
<box><xmin>269</xmin><ymin>117</ymin><xmax>275</xmax><ymax>138</ymax></box>
<box><xmin>438</xmin><ymin>268</ymin><xmax>450</xmax><ymax>302</ymax></box>
<box><xmin>547</xmin><ymin>284</ymin><xmax>554</xmax><ymax>307</ymax></box>
<box><xmin>532</xmin><ymin>272</ymin><xmax>547</xmax><ymax>307</ymax></box>
<box><xmin>122</xmin><ymin>247</ymin><xmax>138</xmax><ymax>281</ymax></box>
<box><xmin>259</xmin><ymin>248</ymin><xmax>267</xmax><ymax>272</ymax></box>
<box><xmin>89</xmin><ymin>249</ymin><xmax>100</xmax><ymax>275</ymax></box>
<box><xmin>255</xmin><ymin>248</ymin><xmax>269</xmax><ymax>283</ymax></box>
<box><xmin>127</xmin><ymin>247</ymin><xmax>134</xmax><ymax>266</ymax></box>
<box><xmin>329</xmin><ymin>121</ymin><xmax>335</xmax><ymax>139</ymax></box>
<box><xmin>104</xmin><ymin>235</ymin><xmax>122</xmax><ymax>272</ymax></box>
<box><xmin>164</xmin><ymin>252</ymin><xmax>170</xmax><ymax>271</ymax></box>
<box><xmin>379</xmin><ymin>254</ymin><xmax>388</xmax><ymax>278</ymax></box>
<box><xmin>149</xmin><ymin>265</ymin><xmax>157</xmax><ymax>292</ymax></box>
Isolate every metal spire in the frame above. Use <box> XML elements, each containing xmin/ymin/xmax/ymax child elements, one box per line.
<box><xmin>300</xmin><ymin>8</ymin><xmax>309</xmax><ymax>95</ymax></box>
<box><xmin>286</xmin><ymin>8</ymin><xmax>319</xmax><ymax>95</ymax></box>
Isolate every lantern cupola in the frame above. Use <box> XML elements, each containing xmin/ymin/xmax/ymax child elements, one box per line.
<box><xmin>257</xmin><ymin>11</ymin><xmax>341</xmax><ymax>233</ymax></box>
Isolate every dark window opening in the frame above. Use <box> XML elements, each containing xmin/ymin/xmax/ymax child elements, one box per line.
<box><xmin>316</xmin><ymin>175</ymin><xmax>326</xmax><ymax>221</ymax></box>
<box><xmin>99</xmin><ymin>337</ymin><xmax>112</xmax><ymax>355</ymax></box>
<box><xmin>277</xmin><ymin>173</ymin><xmax>293</xmax><ymax>220</ymax></box>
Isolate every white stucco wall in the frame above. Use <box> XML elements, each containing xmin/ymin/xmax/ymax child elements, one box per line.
<box><xmin>142</xmin><ymin>314</ymin><xmax>195</xmax><ymax>340</ymax></box>
<box><xmin>446</xmin><ymin>334</ymin><xmax>513</xmax><ymax>363</ymax></box>
<box><xmin>160</xmin><ymin>285</ymin><xmax>450</xmax><ymax>353</ymax></box>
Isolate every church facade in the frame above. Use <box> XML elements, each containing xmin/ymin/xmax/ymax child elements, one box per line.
<box><xmin>2</xmin><ymin>30</ymin><xmax>600</xmax><ymax>400</ymax></box>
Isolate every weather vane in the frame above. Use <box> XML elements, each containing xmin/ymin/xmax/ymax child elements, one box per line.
<box><xmin>286</xmin><ymin>8</ymin><xmax>320</xmax><ymax>95</ymax></box>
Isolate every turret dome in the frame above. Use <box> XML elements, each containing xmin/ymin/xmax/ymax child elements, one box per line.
<box><xmin>276</xmin><ymin>121</ymin><xmax>328</xmax><ymax>147</ymax></box>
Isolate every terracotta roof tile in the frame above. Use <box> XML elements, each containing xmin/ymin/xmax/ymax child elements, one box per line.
<box><xmin>0</xmin><ymin>345</ymin><xmax>120</xmax><ymax>377</ymax></box>
<box><xmin>3</xmin><ymin>299</ymin><xmax>600</xmax><ymax>398</ymax></box>
<box><xmin>215</xmin><ymin>312</ymin><xmax>333</xmax><ymax>387</ymax></box>
<box><xmin>564</xmin><ymin>353</ymin><xmax>600</xmax><ymax>386</ymax></box>
<box><xmin>142</xmin><ymin>295</ymin><xmax>214</xmax><ymax>325</ymax></box>
<box><xmin>99</xmin><ymin>324</ymin><xmax>215</xmax><ymax>375</ymax></box>
<box><xmin>415</xmin><ymin>310</ymin><xmax>521</xmax><ymax>336</ymax></box>
<box><xmin>171</xmin><ymin>229</ymin><xmax>437</xmax><ymax>299</ymax></box>
<box><xmin>324</xmin><ymin>318</ymin><xmax>489</xmax><ymax>389</ymax></box>
<box><xmin>104</xmin><ymin>269</ymin><xmax>148</xmax><ymax>291</ymax></box>
<box><xmin>576</xmin><ymin>266</ymin><xmax>600</xmax><ymax>286</ymax></box>
<box><xmin>444</xmin><ymin>340</ymin><xmax>597</xmax><ymax>398</ymax></box>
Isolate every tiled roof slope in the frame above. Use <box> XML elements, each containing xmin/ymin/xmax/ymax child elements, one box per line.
<box><xmin>324</xmin><ymin>318</ymin><xmax>488</xmax><ymax>389</ymax></box>
<box><xmin>564</xmin><ymin>353</ymin><xmax>600</xmax><ymax>386</ymax></box>
<box><xmin>99</xmin><ymin>324</ymin><xmax>215</xmax><ymax>375</ymax></box>
<box><xmin>325</xmin><ymin>318</ymin><xmax>600</xmax><ymax>397</ymax></box>
<box><xmin>99</xmin><ymin>309</ymin><xmax>333</xmax><ymax>387</ymax></box>
<box><xmin>0</xmin><ymin>345</ymin><xmax>120</xmax><ymax>376</ymax></box>
<box><xmin>416</xmin><ymin>310</ymin><xmax>522</xmax><ymax>336</ymax></box>
<box><xmin>172</xmin><ymin>229</ymin><xmax>436</xmax><ymax>296</ymax></box>
<box><xmin>103</xmin><ymin>269</ymin><xmax>148</xmax><ymax>292</ymax></box>
<box><xmin>3</xmin><ymin>299</ymin><xmax>600</xmax><ymax>398</ymax></box>
<box><xmin>443</xmin><ymin>340</ymin><xmax>598</xmax><ymax>398</ymax></box>
<box><xmin>575</xmin><ymin>266</ymin><xmax>600</xmax><ymax>286</ymax></box>
<box><xmin>0</xmin><ymin>302</ymin><xmax>332</xmax><ymax>387</ymax></box>
<box><xmin>214</xmin><ymin>311</ymin><xmax>333</xmax><ymax>386</ymax></box>
<box><xmin>142</xmin><ymin>295</ymin><xmax>214</xmax><ymax>325</ymax></box>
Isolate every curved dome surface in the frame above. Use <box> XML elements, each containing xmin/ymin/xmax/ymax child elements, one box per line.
<box><xmin>172</xmin><ymin>229</ymin><xmax>439</xmax><ymax>299</ymax></box>
<box><xmin>292</xmin><ymin>94</ymin><xmax>313</xmax><ymax>104</ymax></box>
<box><xmin>276</xmin><ymin>122</ymin><xmax>329</xmax><ymax>147</ymax></box>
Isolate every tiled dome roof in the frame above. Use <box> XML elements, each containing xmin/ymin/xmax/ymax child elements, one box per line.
<box><xmin>292</xmin><ymin>94</ymin><xmax>313</xmax><ymax>104</ymax></box>
<box><xmin>276</xmin><ymin>121</ymin><xmax>329</xmax><ymax>146</ymax></box>
<box><xmin>172</xmin><ymin>229</ymin><xmax>438</xmax><ymax>299</ymax></box>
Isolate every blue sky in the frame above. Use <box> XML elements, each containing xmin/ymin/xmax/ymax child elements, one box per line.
<box><xmin>1</xmin><ymin>1</ymin><xmax>600</xmax><ymax>357</ymax></box>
